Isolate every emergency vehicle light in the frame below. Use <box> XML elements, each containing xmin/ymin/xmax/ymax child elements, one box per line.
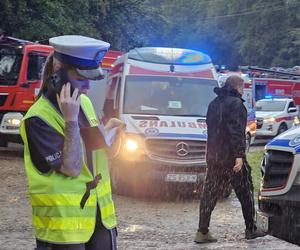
<box><xmin>128</xmin><ymin>47</ymin><xmax>212</xmax><ymax>65</ymax></box>
<box><xmin>265</xmin><ymin>95</ymin><xmax>273</xmax><ymax>99</ymax></box>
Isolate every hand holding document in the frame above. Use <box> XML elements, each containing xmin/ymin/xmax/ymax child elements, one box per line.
<box><xmin>80</xmin><ymin>119</ymin><xmax>124</xmax><ymax>150</ymax></box>
<box><xmin>104</xmin><ymin>127</ymin><xmax>118</xmax><ymax>147</ymax></box>
<box><xmin>101</xmin><ymin>118</ymin><xmax>126</xmax><ymax>147</ymax></box>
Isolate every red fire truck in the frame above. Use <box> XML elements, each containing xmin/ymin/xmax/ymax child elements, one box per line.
<box><xmin>245</xmin><ymin>66</ymin><xmax>300</xmax><ymax>101</ymax></box>
<box><xmin>0</xmin><ymin>36</ymin><xmax>52</xmax><ymax>146</ymax></box>
<box><xmin>0</xmin><ymin>36</ymin><xmax>121</xmax><ymax>147</ymax></box>
<box><xmin>246</xmin><ymin>67</ymin><xmax>300</xmax><ymax>137</ymax></box>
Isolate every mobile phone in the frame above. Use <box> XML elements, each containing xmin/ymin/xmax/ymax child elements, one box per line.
<box><xmin>49</xmin><ymin>69</ymin><xmax>74</xmax><ymax>95</ymax></box>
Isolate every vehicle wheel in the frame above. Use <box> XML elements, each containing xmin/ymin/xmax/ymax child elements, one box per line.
<box><xmin>277</xmin><ymin>123</ymin><xmax>288</xmax><ymax>135</ymax></box>
<box><xmin>246</xmin><ymin>133</ymin><xmax>251</xmax><ymax>153</ymax></box>
<box><xmin>0</xmin><ymin>134</ymin><xmax>8</xmax><ymax>147</ymax></box>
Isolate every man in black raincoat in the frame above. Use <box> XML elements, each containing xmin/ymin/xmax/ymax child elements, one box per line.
<box><xmin>194</xmin><ymin>75</ymin><xmax>265</xmax><ymax>243</ymax></box>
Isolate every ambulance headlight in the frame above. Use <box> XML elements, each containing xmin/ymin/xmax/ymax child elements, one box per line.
<box><xmin>126</xmin><ymin>139</ymin><xmax>139</xmax><ymax>152</ymax></box>
<box><xmin>264</xmin><ymin>117</ymin><xmax>275</xmax><ymax>124</ymax></box>
<box><xmin>122</xmin><ymin>135</ymin><xmax>145</xmax><ymax>159</ymax></box>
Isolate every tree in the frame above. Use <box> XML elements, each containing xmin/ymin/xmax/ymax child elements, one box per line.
<box><xmin>0</xmin><ymin>0</ymin><xmax>299</xmax><ymax>67</ymax></box>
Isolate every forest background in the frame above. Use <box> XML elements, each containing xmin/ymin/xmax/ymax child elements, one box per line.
<box><xmin>1</xmin><ymin>0</ymin><xmax>299</xmax><ymax>68</ymax></box>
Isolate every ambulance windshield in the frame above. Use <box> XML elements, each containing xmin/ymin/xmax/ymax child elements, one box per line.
<box><xmin>124</xmin><ymin>75</ymin><xmax>217</xmax><ymax>116</ymax></box>
<box><xmin>256</xmin><ymin>100</ymin><xmax>287</xmax><ymax>112</ymax></box>
<box><xmin>0</xmin><ymin>46</ymin><xmax>23</xmax><ymax>85</ymax></box>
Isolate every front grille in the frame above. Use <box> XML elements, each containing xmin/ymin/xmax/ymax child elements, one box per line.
<box><xmin>257</xmin><ymin>118</ymin><xmax>263</xmax><ymax>129</ymax></box>
<box><xmin>145</xmin><ymin>138</ymin><xmax>206</xmax><ymax>161</ymax></box>
<box><xmin>262</xmin><ymin>150</ymin><xmax>293</xmax><ymax>189</ymax></box>
<box><xmin>0</xmin><ymin>95</ymin><xmax>7</xmax><ymax>106</ymax></box>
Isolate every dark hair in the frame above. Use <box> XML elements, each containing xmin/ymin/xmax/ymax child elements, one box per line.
<box><xmin>37</xmin><ymin>53</ymin><xmax>75</xmax><ymax>98</ymax></box>
<box><xmin>225</xmin><ymin>75</ymin><xmax>244</xmax><ymax>90</ymax></box>
<box><xmin>37</xmin><ymin>53</ymin><xmax>54</xmax><ymax>98</ymax></box>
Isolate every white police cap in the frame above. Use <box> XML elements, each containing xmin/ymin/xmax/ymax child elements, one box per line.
<box><xmin>49</xmin><ymin>35</ymin><xmax>110</xmax><ymax>80</ymax></box>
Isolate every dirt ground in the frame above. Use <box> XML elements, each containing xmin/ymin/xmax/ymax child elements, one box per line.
<box><xmin>0</xmin><ymin>145</ymin><xmax>299</xmax><ymax>250</ymax></box>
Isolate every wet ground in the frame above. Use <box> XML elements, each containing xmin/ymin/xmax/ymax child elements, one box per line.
<box><xmin>0</xmin><ymin>144</ymin><xmax>299</xmax><ymax>250</ymax></box>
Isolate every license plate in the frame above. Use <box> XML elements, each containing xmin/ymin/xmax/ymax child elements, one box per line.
<box><xmin>165</xmin><ymin>173</ymin><xmax>197</xmax><ymax>183</ymax></box>
<box><xmin>6</xmin><ymin>126</ymin><xmax>18</xmax><ymax>130</ymax></box>
<box><xmin>256</xmin><ymin>212</ymin><xmax>269</xmax><ymax>232</ymax></box>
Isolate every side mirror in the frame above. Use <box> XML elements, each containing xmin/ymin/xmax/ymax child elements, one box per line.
<box><xmin>288</xmin><ymin>107</ymin><xmax>297</xmax><ymax>113</ymax></box>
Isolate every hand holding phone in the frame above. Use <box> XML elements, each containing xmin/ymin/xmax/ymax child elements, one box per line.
<box><xmin>56</xmin><ymin>82</ymin><xmax>80</xmax><ymax>122</ymax></box>
<box><xmin>49</xmin><ymin>69</ymin><xmax>70</xmax><ymax>94</ymax></box>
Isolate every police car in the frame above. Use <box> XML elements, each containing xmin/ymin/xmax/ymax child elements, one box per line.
<box><xmin>255</xmin><ymin>97</ymin><xmax>298</xmax><ymax>137</ymax></box>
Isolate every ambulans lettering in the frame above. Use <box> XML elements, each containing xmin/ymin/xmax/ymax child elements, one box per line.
<box><xmin>138</xmin><ymin>120</ymin><xmax>207</xmax><ymax>129</ymax></box>
<box><xmin>160</xmin><ymin>121</ymin><xmax>168</xmax><ymax>127</ymax></box>
<box><xmin>197</xmin><ymin>121</ymin><xmax>207</xmax><ymax>129</ymax></box>
<box><xmin>170</xmin><ymin>121</ymin><xmax>176</xmax><ymax>127</ymax></box>
<box><xmin>149</xmin><ymin>120</ymin><xmax>158</xmax><ymax>127</ymax></box>
<box><xmin>177</xmin><ymin>122</ymin><xmax>186</xmax><ymax>128</ymax></box>
<box><xmin>139</xmin><ymin>121</ymin><xmax>147</xmax><ymax>128</ymax></box>
<box><xmin>188</xmin><ymin>122</ymin><xmax>197</xmax><ymax>128</ymax></box>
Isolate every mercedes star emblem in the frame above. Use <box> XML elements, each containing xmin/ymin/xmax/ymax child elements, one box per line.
<box><xmin>176</xmin><ymin>142</ymin><xmax>190</xmax><ymax>157</ymax></box>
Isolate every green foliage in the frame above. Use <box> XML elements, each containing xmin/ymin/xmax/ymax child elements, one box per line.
<box><xmin>0</xmin><ymin>0</ymin><xmax>162</xmax><ymax>50</ymax></box>
<box><xmin>247</xmin><ymin>150</ymin><xmax>264</xmax><ymax>194</ymax></box>
<box><xmin>158</xmin><ymin>0</ymin><xmax>300</xmax><ymax>67</ymax></box>
<box><xmin>0</xmin><ymin>0</ymin><xmax>97</xmax><ymax>40</ymax></box>
<box><xmin>0</xmin><ymin>0</ymin><xmax>299</xmax><ymax>67</ymax></box>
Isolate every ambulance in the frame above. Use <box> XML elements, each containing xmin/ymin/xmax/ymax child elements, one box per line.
<box><xmin>257</xmin><ymin>80</ymin><xmax>300</xmax><ymax>245</ymax></box>
<box><xmin>103</xmin><ymin>47</ymin><xmax>220</xmax><ymax>196</ymax></box>
<box><xmin>257</xmin><ymin>124</ymin><xmax>300</xmax><ymax>245</ymax></box>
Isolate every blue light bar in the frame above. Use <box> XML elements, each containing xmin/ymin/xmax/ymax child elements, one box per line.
<box><xmin>128</xmin><ymin>47</ymin><xmax>212</xmax><ymax>65</ymax></box>
<box><xmin>265</xmin><ymin>95</ymin><xmax>273</xmax><ymax>99</ymax></box>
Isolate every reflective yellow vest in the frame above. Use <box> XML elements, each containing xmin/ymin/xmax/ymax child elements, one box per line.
<box><xmin>20</xmin><ymin>94</ymin><xmax>117</xmax><ymax>244</ymax></box>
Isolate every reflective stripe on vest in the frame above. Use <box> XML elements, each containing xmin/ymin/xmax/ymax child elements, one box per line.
<box><xmin>80</xmin><ymin>95</ymin><xmax>117</xmax><ymax>225</ymax></box>
<box><xmin>20</xmin><ymin>95</ymin><xmax>117</xmax><ymax>244</ymax></box>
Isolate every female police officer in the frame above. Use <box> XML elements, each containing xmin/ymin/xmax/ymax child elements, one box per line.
<box><xmin>20</xmin><ymin>35</ymin><xmax>123</xmax><ymax>250</ymax></box>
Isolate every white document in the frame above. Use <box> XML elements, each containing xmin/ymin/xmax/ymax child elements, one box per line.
<box><xmin>105</xmin><ymin>127</ymin><xmax>118</xmax><ymax>147</ymax></box>
<box><xmin>168</xmin><ymin>101</ymin><xmax>182</xmax><ymax>109</ymax></box>
<box><xmin>98</xmin><ymin>124</ymin><xmax>118</xmax><ymax>147</ymax></box>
